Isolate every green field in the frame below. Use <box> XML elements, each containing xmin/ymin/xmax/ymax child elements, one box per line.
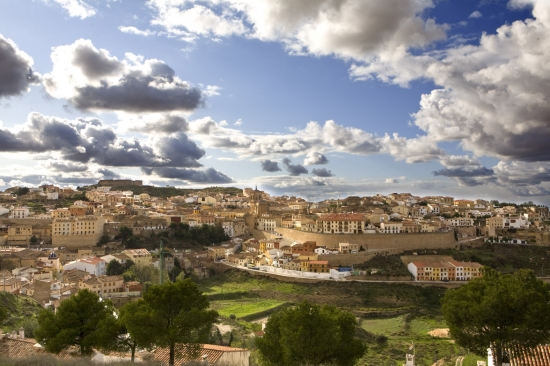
<box><xmin>211</xmin><ymin>298</ymin><xmax>285</xmax><ymax>319</ymax></box>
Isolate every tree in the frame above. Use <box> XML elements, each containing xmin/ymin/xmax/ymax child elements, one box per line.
<box><xmin>0</xmin><ymin>306</ymin><xmax>7</xmax><ymax>325</ymax></box>
<box><xmin>119</xmin><ymin>226</ymin><xmax>133</xmax><ymax>244</ymax></box>
<box><xmin>256</xmin><ymin>301</ymin><xmax>366</xmax><ymax>366</ymax></box>
<box><xmin>29</xmin><ymin>236</ymin><xmax>38</xmax><ymax>245</ymax></box>
<box><xmin>97</xmin><ymin>235</ymin><xmax>109</xmax><ymax>246</ymax></box>
<box><xmin>441</xmin><ymin>268</ymin><xmax>550</xmax><ymax>366</ymax></box>
<box><xmin>35</xmin><ymin>289</ymin><xmax>115</xmax><ymax>356</ymax></box>
<box><xmin>106</xmin><ymin>259</ymin><xmax>123</xmax><ymax>276</ymax></box>
<box><xmin>96</xmin><ymin>299</ymin><xmax>155</xmax><ymax>362</ymax></box>
<box><xmin>143</xmin><ymin>279</ymin><xmax>218</xmax><ymax>365</ymax></box>
<box><xmin>15</xmin><ymin>187</ymin><xmax>29</xmax><ymax>196</ymax></box>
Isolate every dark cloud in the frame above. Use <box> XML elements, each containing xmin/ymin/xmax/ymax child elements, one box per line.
<box><xmin>433</xmin><ymin>166</ymin><xmax>495</xmax><ymax>187</ymax></box>
<box><xmin>0</xmin><ymin>34</ymin><xmax>40</xmax><ymax>98</ymax></box>
<box><xmin>433</xmin><ymin>166</ymin><xmax>494</xmax><ymax>178</ymax></box>
<box><xmin>282</xmin><ymin>158</ymin><xmax>308</xmax><ymax>176</ymax></box>
<box><xmin>0</xmin><ymin>113</ymin><xmax>205</xmax><ymax>168</ymax></box>
<box><xmin>97</xmin><ymin>168</ymin><xmax>120</xmax><ymax>179</ymax></box>
<box><xmin>45</xmin><ymin>161</ymin><xmax>88</xmax><ymax>173</ymax></box>
<box><xmin>261</xmin><ymin>160</ymin><xmax>281</xmax><ymax>172</ymax></box>
<box><xmin>142</xmin><ymin>167</ymin><xmax>233</xmax><ymax>183</ymax></box>
<box><xmin>311</xmin><ymin>168</ymin><xmax>334</xmax><ymax>177</ymax></box>
<box><xmin>44</xmin><ymin>39</ymin><xmax>205</xmax><ymax>113</ymax></box>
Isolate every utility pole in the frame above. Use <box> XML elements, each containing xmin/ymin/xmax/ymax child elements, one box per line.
<box><xmin>159</xmin><ymin>239</ymin><xmax>165</xmax><ymax>285</ymax></box>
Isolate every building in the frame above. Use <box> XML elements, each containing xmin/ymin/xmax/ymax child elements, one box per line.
<box><xmin>79</xmin><ymin>275</ymin><xmax>124</xmax><ymax>297</ymax></box>
<box><xmin>407</xmin><ymin>260</ymin><xmax>482</xmax><ymax>281</ymax></box>
<box><xmin>52</xmin><ymin>215</ymin><xmax>106</xmax><ymax>248</ymax></box>
<box><xmin>318</xmin><ymin>214</ymin><xmax>366</xmax><ymax>234</ymax></box>
<box><xmin>121</xmin><ymin>249</ymin><xmax>152</xmax><ymax>267</ymax></box>
<box><xmin>7</xmin><ymin>225</ymin><xmax>33</xmax><ymax>245</ymax></box>
<box><xmin>380</xmin><ymin>221</ymin><xmax>402</xmax><ymax>234</ymax></box>
<box><xmin>152</xmin><ymin>344</ymin><xmax>251</xmax><ymax>366</ymax></box>
<box><xmin>63</xmin><ymin>257</ymin><xmax>106</xmax><ymax>276</ymax></box>
<box><xmin>445</xmin><ymin>218</ymin><xmax>474</xmax><ymax>227</ymax></box>
<box><xmin>338</xmin><ymin>242</ymin><xmax>359</xmax><ymax>254</ymax></box>
<box><xmin>306</xmin><ymin>260</ymin><xmax>330</xmax><ymax>273</ymax></box>
<box><xmin>256</xmin><ymin>215</ymin><xmax>281</xmax><ymax>231</ymax></box>
<box><xmin>9</xmin><ymin>207</ymin><xmax>29</xmax><ymax>219</ymax></box>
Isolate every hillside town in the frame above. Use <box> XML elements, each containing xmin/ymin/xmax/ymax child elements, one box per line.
<box><xmin>1</xmin><ymin>181</ymin><xmax>549</xmax><ymax>365</ymax></box>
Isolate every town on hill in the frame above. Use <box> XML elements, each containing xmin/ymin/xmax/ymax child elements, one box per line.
<box><xmin>1</xmin><ymin>180</ymin><xmax>550</xmax><ymax>365</ymax></box>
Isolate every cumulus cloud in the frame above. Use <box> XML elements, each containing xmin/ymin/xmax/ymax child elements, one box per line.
<box><xmin>493</xmin><ymin>161</ymin><xmax>550</xmax><ymax>186</ymax></box>
<box><xmin>469</xmin><ymin>11</ymin><xmax>482</xmax><ymax>18</ymax></box>
<box><xmin>303</xmin><ymin>151</ymin><xmax>328</xmax><ymax>165</ymax></box>
<box><xmin>117</xmin><ymin>113</ymin><xmax>189</xmax><ymax>135</ymax></box>
<box><xmin>0</xmin><ymin>112</ymin><xmax>204</xmax><ymax>168</ymax></box>
<box><xmin>0</xmin><ymin>34</ymin><xmax>41</xmax><ymax>98</ymax></box>
<box><xmin>282</xmin><ymin>158</ymin><xmax>308</xmax><ymax>176</ymax></box>
<box><xmin>261</xmin><ymin>160</ymin><xmax>281</xmax><ymax>172</ymax></box>
<box><xmin>44</xmin><ymin>160</ymin><xmax>88</xmax><ymax>172</ymax></box>
<box><xmin>45</xmin><ymin>0</ymin><xmax>96</xmax><ymax>19</ymax></box>
<box><xmin>385</xmin><ymin>178</ymin><xmax>399</xmax><ymax>184</ymax></box>
<box><xmin>148</xmin><ymin>0</ymin><xmax>446</xmax><ymax>63</ymax></box>
<box><xmin>311</xmin><ymin>168</ymin><xmax>334</xmax><ymax>177</ymax></box>
<box><xmin>142</xmin><ymin>167</ymin><xmax>233</xmax><ymax>183</ymax></box>
<box><xmin>274</xmin><ymin>177</ymin><xmax>326</xmax><ymax>188</ymax></box>
<box><xmin>43</xmin><ymin>39</ymin><xmax>204</xmax><ymax>113</ymax></box>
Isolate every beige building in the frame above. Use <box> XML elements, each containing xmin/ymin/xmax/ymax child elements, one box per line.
<box><xmin>121</xmin><ymin>249</ymin><xmax>152</xmax><ymax>266</ymax></box>
<box><xmin>52</xmin><ymin>215</ymin><xmax>106</xmax><ymax>248</ymax></box>
<box><xmin>7</xmin><ymin>225</ymin><xmax>33</xmax><ymax>245</ymax></box>
<box><xmin>318</xmin><ymin>214</ymin><xmax>366</xmax><ymax>234</ymax></box>
<box><xmin>79</xmin><ymin>275</ymin><xmax>124</xmax><ymax>296</ymax></box>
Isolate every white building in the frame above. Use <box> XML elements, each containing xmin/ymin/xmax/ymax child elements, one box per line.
<box><xmin>46</xmin><ymin>192</ymin><xmax>59</xmax><ymax>200</ymax></box>
<box><xmin>63</xmin><ymin>256</ymin><xmax>106</xmax><ymax>276</ymax></box>
<box><xmin>445</xmin><ymin>218</ymin><xmax>474</xmax><ymax>227</ymax></box>
<box><xmin>9</xmin><ymin>207</ymin><xmax>30</xmax><ymax>219</ymax></box>
<box><xmin>380</xmin><ymin>221</ymin><xmax>402</xmax><ymax>234</ymax></box>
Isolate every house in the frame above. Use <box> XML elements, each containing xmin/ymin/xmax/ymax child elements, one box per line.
<box><xmin>152</xmin><ymin>344</ymin><xmax>251</xmax><ymax>366</ymax></box>
<box><xmin>121</xmin><ymin>249</ymin><xmax>152</xmax><ymax>267</ymax></box>
<box><xmin>407</xmin><ymin>260</ymin><xmax>482</xmax><ymax>281</ymax></box>
<box><xmin>487</xmin><ymin>344</ymin><xmax>550</xmax><ymax>366</ymax></box>
<box><xmin>338</xmin><ymin>242</ymin><xmax>359</xmax><ymax>254</ymax></box>
<box><xmin>317</xmin><ymin>214</ymin><xmax>366</xmax><ymax>234</ymax></box>
<box><xmin>63</xmin><ymin>256</ymin><xmax>106</xmax><ymax>276</ymax></box>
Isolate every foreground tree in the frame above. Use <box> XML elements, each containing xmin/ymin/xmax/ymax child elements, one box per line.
<box><xmin>143</xmin><ymin>278</ymin><xmax>218</xmax><ymax>365</ymax></box>
<box><xmin>35</xmin><ymin>289</ymin><xmax>115</xmax><ymax>356</ymax></box>
<box><xmin>96</xmin><ymin>299</ymin><xmax>155</xmax><ymax>362</ymax></box>
<box><xmin>441</xmin><ymin>268</ymin><xmax>550</xmax><ymax>366</ymax></box>
<box><xmin>256</xmin><ymin>301</ymin><xmax>366</xmax><ymax>366</ymax></box>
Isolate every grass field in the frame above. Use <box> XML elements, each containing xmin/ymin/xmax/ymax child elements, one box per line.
<box><xmin>211</xmin><ymin>298</ymin><xmax>285</xmax><ymax>318</ymax></box>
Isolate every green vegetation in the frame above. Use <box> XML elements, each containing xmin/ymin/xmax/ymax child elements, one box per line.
<box><xmin>85</xmin><ymin>184</ymin><xmax>242</xmax><ymax>198</ymax></box>
<box><xmin>442</xmin><ymin>269</ymin><xmax>550</xmax><ymax>366</ymax></box>
<box><xmin>354</xmin><ymin>253</ymin><xmax>412</xmax><ymax>276</ymax></box>
<box><xmin>0</xmin><ymin>292</ymin><xmax>42</xmax><ymax>333</ymax></box>
<box><xmin>256</xmin><ymin>301</ymin><xmax>367</xmax><ymax>366</ymax></box>
<box><xmin>211</xmin><ymin>299</ymin><xmax>285</xmax><ymax>319</ymax></box>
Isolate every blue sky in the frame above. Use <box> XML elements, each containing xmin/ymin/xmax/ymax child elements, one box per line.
<box><xmin>1</xmin><ymin>0</ymin><xmax>549</xmax><ymax>203</ymax></box>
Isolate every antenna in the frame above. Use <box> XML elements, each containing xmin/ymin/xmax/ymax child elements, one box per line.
<box><xmin>159</xmin><ymin>240</ymin><xmax>165</xmax><ymax>284</ymax></box>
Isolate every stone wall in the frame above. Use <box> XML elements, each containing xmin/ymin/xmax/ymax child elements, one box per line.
<box><xmin>261</xmin><ymin>228</ymin><xmax>457</xmax><ymax>251</ymax></box>
<box><xmin>52</xmin><ymin>234</ymin><xmax>99</xmax><ymax>249</ymax></box>
<box><xmin>318</xmin><ymin>249</ymin><xmax>404</xmax><ymax>266</ymax></box>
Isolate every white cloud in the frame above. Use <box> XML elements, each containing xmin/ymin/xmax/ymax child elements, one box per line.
<box><xmin>203</xmin><ymin>85</ymin><xmax>221</xmax><ymax>97</ymax></box>
<box><xmin>118</xmin><ymin>26</ymin><xmax>157</xmax><ymax>37</ymax></box>
<box><xmin>469</xmin><ymin>11</ymin><xmax>482</xmax><ymax>18</ymax></box>
<box><xmin>234</xmin><ymin>119</ymin><xmax>243</xmax><ymax>126</ymax></box>
<box><xmin>47</xmin><ymin>0</ymin><xmax>96</xmax><ymax>19</ymax></box>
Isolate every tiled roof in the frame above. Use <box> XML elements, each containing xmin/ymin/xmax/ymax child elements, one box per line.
<box><xmin>508</xmin><ymin>345</ymin><xmax>550</xmax><ymax>366</ymax></box>
<box><xmin>0</xmin><ymin>337</ymin><xmax>74</xmax><ymax>360</ymax></box>
<box><xmin>151</xmin><ymin>344</ymin><xmax>248</xmax><ymax>366</ymax></box>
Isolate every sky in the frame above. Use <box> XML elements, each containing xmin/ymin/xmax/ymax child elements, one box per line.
<box><xmin>0</xmin><ymin>0</ymin><xmax>549</xmax><ymax>203</ymax></box>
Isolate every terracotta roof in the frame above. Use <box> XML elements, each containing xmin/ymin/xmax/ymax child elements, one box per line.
<box><xmin>151</xmin><ymin>344</ymin><xmax>249</xmax><ymax>366</ymax></box>
<box><xmin>0</xmin><ymin>336</ymin><xmax>74</xmax><ymax>360</ymax></box>
<box><xmin>509</xmin><ymin>344</ymin><xmax>550</xmax><ymax>366</ymax></box>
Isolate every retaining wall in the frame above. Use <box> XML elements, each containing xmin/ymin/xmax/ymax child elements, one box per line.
<box><xmin>261</xmin><ymin>228</ymin><xmax>457</xmax><ymax>251</ymax></box>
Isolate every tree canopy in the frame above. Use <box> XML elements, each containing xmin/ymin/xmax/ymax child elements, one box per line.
<box><xmin>143</xmin><ymin>279</ymin><xmax>218</xmax><ymax>365</ymax></box>
<box><xmin>35</xmin><ymin>289</ymin><xmax>115</xmax><ymax>356</ymax></box>
<box><xmin>255</xmin><ymin>301</ymin><xmax>367</xmax><ymax>366</ymax></box>
<box><xmin>441</xmin><ymin>268</ymin><xmax>550</xmax><ymax>366</ymax></box>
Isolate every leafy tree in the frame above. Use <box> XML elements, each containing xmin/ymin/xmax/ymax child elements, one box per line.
<box><xmin>143</xmin><ymin>279</ymin><xmax>218</xmax><ymax>365</ymax></box>
<box><xmin>119</xmin><ymin>226</ymin><xmax>133</xmax><ymax>244</ymax></box>
<box><xmin>0</xmin><ymin>306</ymin><xmax>7</xmax><ymax>325</ymax></box>
<box><xmin>256</xmin><ymin>301</ymin><xmax>367</xmax><ymax>366</ymax></box>
<box><xmin>106</xmin><ymin>259</ymin><xmax>123</xmax><ymax>276</ymax></box>
<box><xmin>441</xmin><ymin>268</ymin><xmax>550</xmax><ymax>366</ymax></box>
<box><xmin>15</xmin><ymin>187</ymin><xmax>29</xmax><ymax>196</ymax></box>
<box><xmin>96</xmin><ymin>299</ymin><xmax>155</xmax><ymax>362</ymax></box>
<box><xmin>97</xmin><ymin>235</ymin><xmax>109</xmax><ymax>246</ymax></box>
<box><xmin>35</xmin><ymin>289</ymin><xmax>115</xmax><ymax>356</ymax></box>
<box><xmin>29</xmin><ymin>236</ymin><xmax>38</xmax><ymax>245</ymax></box>
<box><xmin>123</xmin><ymin>265</ymin><xmax>159</xmax><ymax>284</ymax></box>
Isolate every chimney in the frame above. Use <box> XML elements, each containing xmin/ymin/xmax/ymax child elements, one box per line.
<box><xmin>19</xmin><ymin>327</ymin><xmax>24</xmax><ymax>340</ymax></box>
<box><xmin>10</xmin><ymin>330</ymin><xmax>17</xmax><ymax>339</ymax></box>
<box><xmin>201</xmin><ymin>354</ymin><xmax>209</xmax><ymax>365</ymax></box>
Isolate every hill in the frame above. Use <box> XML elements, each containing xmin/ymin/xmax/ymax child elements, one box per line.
<box><xmin>81</xmin><ymin>185</ymin><xmax>243</xmax><ymax>198</ymax></box>
<box><xmin>0</xmin><ymin>292</ymin><xmax>42</xmax><ymax>338</ymax></box>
